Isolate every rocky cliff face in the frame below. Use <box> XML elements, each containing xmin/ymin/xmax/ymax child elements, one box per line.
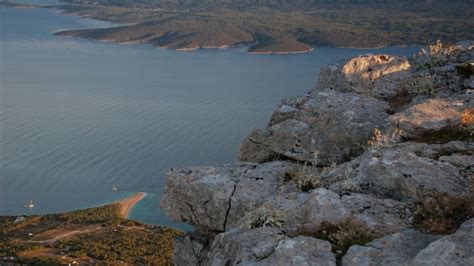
<box><xmin>161</xmin><ymin>41</ymin><xmax>473</xmax><ymax>265</ymax></box>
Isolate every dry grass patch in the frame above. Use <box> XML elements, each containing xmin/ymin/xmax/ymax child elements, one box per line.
<box><xmin>296</xmin><ymin>217</ymin><xmax>380</xmax><ymax>263</ymax></box>
<box><xmin>414</xmin><ymin>191</ymin><xmax>474</xmax><ymax>234</ymax></box>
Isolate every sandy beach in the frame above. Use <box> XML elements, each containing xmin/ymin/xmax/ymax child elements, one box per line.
<box><xmin>118</xmin><ymin>192</ymin><xmax>147</xmax><ymax>219</ymax></box>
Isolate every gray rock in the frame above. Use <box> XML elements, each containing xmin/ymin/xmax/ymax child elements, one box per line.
<box><xmin>165</xmin><ymin>42</ymin><xmax>474</xmax><ymax>266</ymax></box>
<box><xmin>238</xmin><ymin>90</ymin><xmax>391</xmax><ymax>166</ymax></box>
<box><xmin>205</xmin><ymin>227</ymin><xmax>336</xmax><ymax>266</ymax></box>
<box><xmin>173</xmin><ymin>235</ymin><xmax>209</xmax><ymax>266</ymax></box>
<box><xmin>237</xmin><ymin>128</ymin><xmax>284</xmax><ymax>163</ymax></box>
<box><xmin>407</xmin><ymin>41</ymin><xmax>473</xmax><ymax>99</ymax></box>
<box><xmin>412</xmin><ymin>219</ymin><xmax>474</xmax><ymax>266</ymax></box>
<box><xmin>238</xmin><ymin>188</ymin><xmax>412</xmax><ymax>234</ymax></box>
<box><xmin>322</xmin><ymin>141</ymin><xmax>473</xmax><ymax>201</ymax></box>
<box><xmin>390</xmin><ymin>98</ymin><xmax>474</xmax><ymax>143</ymax></box>
<box><xmin>316</xmin><ymin>54</ymin><xmax>411</xmax><ymax>101</ymax></box>
<box><xmin>412</xmin><ymin>41</ymin><xmax>473</xmax><ymax>71</ymax></box>
<box><xmin>342</xmin><ymin>219</ymin><xmax>474</xmax><ymax>266</ymax></box>
<box><xmin>342</xmin><ymin>230</ymin><xmax>439</xmax><ymax>266</ymax></box>
<box><xmin>160</xmin><ymin>161</ymin><xmax>296</xmax><ymax>231</ymax></box>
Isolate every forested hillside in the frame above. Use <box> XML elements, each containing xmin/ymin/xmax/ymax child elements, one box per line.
<box><xmin>49</xmin><ymin>0</ymin><xmax>474</xmax><ymax>53</ymax></box>
<box><xmin>61</xmin><ymin>0</ymin><xmax>474</xmax><ymax>10</ymax></box>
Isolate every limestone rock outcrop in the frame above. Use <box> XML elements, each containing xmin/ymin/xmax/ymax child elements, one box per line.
<box><xmin>236</xmin><ymin>188</ymin><xmax>412</xmax><ymax>234</ymax></box>
<box><xmin>322</xmin><ymin>141</ymin><xmax>473</xmax><ymax>201</ymax></box>
<box><xmin>390</xmin><ymin>98</ymin><xmax>474</xmax><ymax>142</ymax></box>
<box><xmin>161</xmin><ymin>41</ymin><xmax>474</xmax><ymax>265</ymax></box>
<box><xmin>316</xmin><ymin>55</ymin><xmax>411</xmax><ymax>101</ymax></box>
<box><xmin>206</xmin><ymin>227</ymin><xmax>336</xmax><ymax>266</ymax></box>
<box><xmin>238</xmin><ymin>90</ymin><xmax>391</xmax><ymax>166</ymax></box>
<box><xmin>342</xmin><ymin>219</ymin><xmax>474</xmax><ymax>266</ymax></box>
<box><xmin>160</xmin><ymin>161</ymin><xmax>297</xmax><ymax>232</ymax></box>
<box><xmin>411</xmin><ymin>218</ymin><xmax>474</xmax><ymax>266</ymax></box>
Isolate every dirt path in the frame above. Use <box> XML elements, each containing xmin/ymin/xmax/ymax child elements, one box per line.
<box><xmin>30</xmin><ymin>225</ymin><xmax>102</xmax><ymax>244</ymax></box>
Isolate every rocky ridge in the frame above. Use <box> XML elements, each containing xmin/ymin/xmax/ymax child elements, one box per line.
<box><xmin>161</xmin><ymin>41</ymin><xmax>473</xmax><ymax>265</ymax></box>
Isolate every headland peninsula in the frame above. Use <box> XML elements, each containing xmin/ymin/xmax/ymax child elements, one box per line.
<box><xmin>2</xmin><ymin>0</ymin><xmax>473</xmax><ymax>54</ymax></box>
<box><xmin>0</xmin><ymin>193</ymin><xmax>179</xmax><ymax>265</ymax></box>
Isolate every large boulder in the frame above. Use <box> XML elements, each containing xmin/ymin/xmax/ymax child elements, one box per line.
<box><xmin>342</xmin><ymin>230</ymin><xmax>439</xmax><ymax>265</ymax></box>
<box><xmin>342</xmin><ymin>219</ymin><xmax>474</xmax><ymax>266</ymax></box>
<box><xmin>173</xmin><ymin>234</ymin><xmax>209</xmax><ymax>266</ymax></box>
<box><xmin>405</xmin><ymin>41</ymin><xmax>474</xmax><ymax>100</ymax></box>
<box><xmin>412</xmin><ymin>41</ymin><xmax>474</xmax><ymax>71</ymax></box>
<box><xmin>238</xmin><ymin>90</ymin><xmax>391</xmax><ymax>166</ymax></box>
<box><xmin>160</xmin><ymin>161</ymin><xmax>296</xmax><ymax>232</ymax></box>
<box><xmin>205</xmin><ymin>227</ymin><xmax>336</xmax><ymax>266</ymax></box>
<box><xmin>316</xmin><ymin>54</ymin><xmax>411</xmax><ymax>101</ymax></box>
<box><xmin>164</xmin><ymin>42</ymin><xmax>474</xmax><ymax>266</ymax></box>
<box><xmin>390</xmin><ymin>98</ymin><xmax>473</xmax><ymax>143</ymax></box>
<box><xmin>322</xmin><ymin>141</ymin><xmax>473</xmax><ymax>201</ymax></box>
<box><xmin>411</xmin><ymin>218</ymin><xmax>474</xmax><ymax>265</ymax></box>
<box><xmin>237</xmin><ymin>188</ymin><xmax>412</xmax><ymax>235</ymax></box>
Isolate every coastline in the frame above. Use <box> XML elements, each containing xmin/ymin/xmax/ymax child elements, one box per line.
<box><xmin>117</xmin><ymin>192</ymin><xmax>147</xmax><ymax>219</ymax></box>
<box><xmin>247</xmin><ymin>47</ymin><xmax>314</xmax><ymax>55</ymax></box>
<box><xmin>6</xmin><ymin>4</ymin><xmax>417</xmax><ymax>54</ymax></box>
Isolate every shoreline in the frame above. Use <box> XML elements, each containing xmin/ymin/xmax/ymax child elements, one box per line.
<box><xmin>247</xmin><ymin>47</ymin><xmax>314</xmax><ymax>55</ymax></box>
<box><xmin>117</xmin><ymin>192</ymin><xmax>147</xmax><ymax>219</ymax></box>
<box><xmin>4</xmin><ymin>4</ymin><xmax>420</xmax><ymax>54</ymax></box>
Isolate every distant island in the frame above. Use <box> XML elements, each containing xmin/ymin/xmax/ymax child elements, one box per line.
<box><xmin>0</xmin><ymin>193</ymin><xmax>181</xmax><ymax>265</ymax></box>
<box><xmin>2</xmin><ymin>0</ymin><xmax>473</xmax><ymax>53</ymax></box>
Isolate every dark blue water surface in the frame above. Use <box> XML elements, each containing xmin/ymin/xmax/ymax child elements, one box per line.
<box><xmin>0</xmin><ymin>5</ymin><xmax>419</xmax><ymax>230</ymax></box>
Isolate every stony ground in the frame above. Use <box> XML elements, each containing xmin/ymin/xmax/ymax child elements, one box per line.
<box><xmin>161</xmin><ymin>40</ymin><xmax>473</xmax><ymax>265</ymax></box>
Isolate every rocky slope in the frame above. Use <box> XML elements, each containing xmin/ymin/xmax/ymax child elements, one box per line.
<box><xmin>161</xmin><ymin>41</ymin><xmax>473</xmax><ymax>265</ymax></box>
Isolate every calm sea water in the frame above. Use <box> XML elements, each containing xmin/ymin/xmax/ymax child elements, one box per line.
<box><xmin>0</xmin><ymin>5</ymin><xmax>419</xmax><ymax>230</ymax></box>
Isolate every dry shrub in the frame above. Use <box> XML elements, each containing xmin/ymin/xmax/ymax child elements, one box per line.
<box><xmin>280</xmin><ymin>152</ymin><xmax>325</xmax><ymax>192</ymax></box>
<box><xmin>414</xmin><ymin>40</ymin><xmax>448</xmax><ymax>70</ymax></box>
<box><xmin>406</xmin><ymin>73</ymin><xmax>438</xmax><ymax>96</ymax></box>
<box><xmin>414</xmin><ymin>191</ymin><xmax>474</xmax><ymax>234</ymax></box>
<box><xmin>367</xmin><ymin>128</ymin><xmax>402</xmax><ymax>150</ymax></box>
<box><xmin>461</xmin><ymin>108</ymin><xmax>474</xmax><ymax>136</ymax></box>
<box><xmin>247</xmin><ymin>203</ymin><xmax>286</xmax><ymax>229</ymax></box>
<box><xmin>297</xmin><ymin>217</ymin><xmax>380</xmax><ymax>263</ymax></box>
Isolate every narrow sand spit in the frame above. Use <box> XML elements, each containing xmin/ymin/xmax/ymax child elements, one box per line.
<box><xmin>118</xmin><ymin>192</ymin><xmax>147</xmax><ymax>219</ymax></box>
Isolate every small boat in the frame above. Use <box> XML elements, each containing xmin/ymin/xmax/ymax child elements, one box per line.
<box><xmin>112</xmin><ymin>184</ymin><xmax>118</xmax><ymax>191</ymax></box>
<box><xmin>25</xmin><ymin>200</ymin><xmax>34</xmax><ymax>208</ymax></box>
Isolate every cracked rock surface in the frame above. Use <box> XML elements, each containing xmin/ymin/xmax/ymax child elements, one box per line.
<box><xmin>161</xmin><ymin>41</ymin><xmax>474</xmax><ymax>265</ymax></box>
<box><xmin>316</xmin><ymin>54</ymin><xmax>411</xmax><ymax>101</ymax></box>
<box><xmin>206</xmin><ymin>227</ymin><xmax>336</xmax><ymax>266</ymax></box>
<box><xmin>238</xmin><ymin>90</ymin><xmax>391</xmax><ymax>166</ymax></box>
<box><xmin>160</xmin><ymin>161</ymin><xmax>297</xmax><ymax>232</ymax></box>
<box><xmin>342</xmin><ymin>219</ymin><xmax>474</xmax><ymax>266</ymax></box>
<box><xmin>390</xmin><ymin>97</ymin><xmax>474</xmax><ymax>143</ymax></box>
<box><xmin>237</xmin><ymin>188</ymin><xmax>412</xmax><ymax>235</ymax></box>
<box><xmin>322</xmin><ymin>141</ymin><xmax>473</xmax><ymax>202</ymax></box>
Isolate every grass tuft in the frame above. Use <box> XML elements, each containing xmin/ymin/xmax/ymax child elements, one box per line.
<box><xmin>296</xmin><ymin>217</ymin><xmax>380</xmax><ymax>263</ymax></box>
<box><xmin>413</xmin><ymin>191</ymin><xmax>474</xmax><ymax>234</ymax></box>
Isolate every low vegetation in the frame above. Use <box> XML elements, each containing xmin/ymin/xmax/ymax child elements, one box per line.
<box><xmin>55</xmin><ymin>203</ymin><xmax>120</xmax><ymax>225</ymax></box>
<box><xmin>57</xmin><ymin>227</ymin><xmax>180</xmax><ymax>264</ymax></box>
<box><xmin>281</xmin><ymin>164</ymin><xmax>323</xmax><ymax>192</ymax></box>
<box><xmin>367</xmin><ymin>128</ymin><xmax>403</xmax><ymax>150</ymax></box>
<box><xmin>247</xmin><ymin>203</ymin><xmax>286</xmax><ymax>229</ymax></box>
<box><xmin>296</xmin><ymin>217</ymin><xmax>380</xmax><ymax>263</ymax></box>
<box><xmin>414</xmin><ymin>191</ymin><xmax>474</xmax><ymax>234</ymax></box>
<box><xmin>0</xmin><ymin>204</ymin><xmax>183</xmax><ymax>265</ymax></box>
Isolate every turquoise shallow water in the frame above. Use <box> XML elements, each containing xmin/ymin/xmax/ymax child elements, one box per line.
<box><xmin>0</xmin><ymin>5</ymin><xmax>419</xmax><ymax>230</ymax></box>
